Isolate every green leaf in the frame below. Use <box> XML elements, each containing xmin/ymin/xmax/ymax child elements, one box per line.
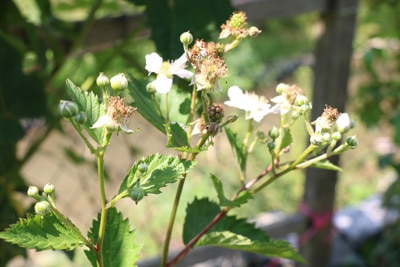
<box><xmin>275</xmin><ymin>127</ymin><xmax>292</xmax><ymax>155</ymax></box>
<box><xmin>66</xmin><ymin>79</ymin><xmax>105</xmax><ymax>144</ymax></box>
<box><xmin>85</xmin><ymin>207</ymin><xmax>141</xmax><ymax>267</ymax></box>
<box><xmin>225</xmin><ymin>128</ymin><xmax>247</xmax><ymax>172</ymax></box>
<box><xmin>161</xmin><ymin>87</ymin><xmax>191</xmax><ymax>125</ymax></box>
<box><xmin>127</xmin><ymin>78</ymin><xmax>165</xmax><ymax>133</ymax></box>
<box><xmin>0</xmin><ymin>212</ymin><xmax>85</xmax><ymax>251</ymax></box>
<box><xmin>183</xmin><ymin>198</ymin><xmax>304</xmax><ymax>262</ymax></box>
<box><xmin>309</xmin><ymin>160</ymin><xmax>343</xmax><ymax>172</ymax></box>
<box><xmin>118</xmin><ymin>154</ymin><xmax>195</xmax><ymax>196</ymax></box>
<box><xmin>209</xmin><ymin>174</ymin><xmax>252</xmax><ymax>208</ymax></box>
<box><xmin>165</xmin><ymin>122</ymin><xmax>190</xmax><ymax>150</ymax></box>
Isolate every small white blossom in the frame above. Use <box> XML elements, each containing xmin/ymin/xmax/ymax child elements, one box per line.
<box><xmin>145</xmin><ymin>52</ymin><xmax>193</xmax><ymax>94</ymax></box>
<box><xmin>224</xmin><ymin>86</ymin><xmax>279</xmax><ymax>122</ymax></box>
<box><xmin>91</xmin><ymin>96</ymin><xmax>135</xmax><ymax>134</ymax></box>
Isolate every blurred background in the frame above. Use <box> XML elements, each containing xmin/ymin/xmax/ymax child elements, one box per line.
<box><xmin>0</xmin><ymin>0</ymin><xmax>399</xmax><ymax>266</ymax></box>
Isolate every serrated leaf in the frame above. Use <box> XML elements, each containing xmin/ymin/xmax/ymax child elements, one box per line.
<box><xmin>275</xmin><ymin>127</ymin><xmax>292</xmax><ymax>154</ymax></box>
<box><xmin>85</xmin><ymin>207</ymin><xmax>141</xmax><ymax>267</ymax></box>
<box><xmin>309</xmin><ymin>160</ymin><xmax>343</xmax><ymax>172</ymax></box>
<box><xmin>0</xmin><ymin>212</ymin><xmax>85</xmax><ymax>251</ymax></box>
<box><xmin>210</xmin><ymin>174</ymin><xmax>252</xmax><ymax>208</ymax></box>
<box><xmin>127</xmin><ymin>77</ymin><xmax>165</xmax><ymax>133</ymax></box>
<box><xmin>118</xmin><ymin>154</ymin><xmax>195</xmax><ymax>196</ymax></box>
<box><xmin>225</xmin><ymin>128</ymin><xmax>247</xmax><ymax>172</ymax></box>
<box><xmin>183</xmin><ymin>198</ymin><xmax>304</xmax><ymax>263</ymax></box>
<box><xmin>66</xmin><ymin>79</ymin><xmax>105</xmax><ymax>144</ymax></box>
<box><xmin>165</xmin><ymin>122</ymin><xmax>190</xmax><ymax>150</ymax></box>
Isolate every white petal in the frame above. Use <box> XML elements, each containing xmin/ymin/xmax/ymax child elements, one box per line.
<box><xmin>175</xmin><ymin>69</ymin><xmax>193</xmax><ymax>79</ymax></box>
<box><xmin>119</xmin><ymin>124</ymin><xmax>134</xmax><ymax>134</ymax></box>
<box><xmin>336</xmin><ymin>113</ymin><xmax>351</xmax><ymax>133</ymax></box>
<box><xmin>145</xmin><ymin>53</ymin><xmax>163</xmax><ymax>74</ymax></box>
<box><xmin>224</xmin><ymin>86</ymin><xmax>248</xmax><ymax>110</ymax></box>
<box><xmin>91</xmin><ymin>115</ymin><xmax>111</xmax><ymax>128</ymax></box>
<box><xmin>152</xmin><ymin>74</ymin><xmax>173</xmax><ymax>94</ymax></box>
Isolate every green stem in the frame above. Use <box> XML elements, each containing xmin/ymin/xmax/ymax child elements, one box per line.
<box><xmin>161</xmin><ymin>133</ymin><xmax>209</xmax><ymax>266</ymax></box>
<box><xmin>289</xmin><ymin>143</ymin><xmax>316</xmax><ymax>168</ymax></box>
<box><xmin>69</xmin><ymin>119</ymin><xmax>97</xmax><ymax>154</ymax></box>
<box><xmin>95</xmin><ymin>131</ymin><xmax>112</xmax><ymax>267</ymax></box>
<box><xmin>108</xmin><ymin>190</ymin><xmax>129</xmax><ymax>208</ymax></box>
<box><xmin>165</xmin><ymin>93</ymin><xmax>170</xmax><ymax>121</ymax></box>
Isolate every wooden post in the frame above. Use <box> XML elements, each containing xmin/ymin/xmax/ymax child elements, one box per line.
<box><xmin>298</xmin><ymin>0</ymin><xmax>358</xmax><ymax>266</ymax></box>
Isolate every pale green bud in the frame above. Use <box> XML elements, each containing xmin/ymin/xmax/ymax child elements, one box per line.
<box><xmin>332</xmin><ymin>132</ymin><xmax>342</xmax><ymax>141</ymax></box>
<box><xmin>59</xmin><ymin>100</ymin><xmax>79</xmax><ymax>118</ymax></box>
<box><xmin>43</xmin><ymin>183</ymin><xmax>55</xmax><ymax>195</ymax></box>
<box><xmin>110</xmin><ymin>73</ymin><xmax>128</xmax><ymax>91</ymax></box>
<box><xmin>267</xmin><ymin>141</ymin><xmax>276</xmax><ymax>151</ymax></box>
<box><xmin>138</xmin><ymin>162</ymin><xmax>148</xmax><ymax>173</ymax></box>
<box><xmin>276</xmin><ymin>83</ymin><xmax>288</xmax><ymax>94</ymax></box>
<box><xmin>34</xmin><ymin>201</ymin><xmax>51</xmax><ymax>216</ymax></box>
<box><xmin>96</xmin><ymin>72</ymin><xmax>110</xmax><ymax>87</ymax></box>
<box><xmin>268</xmin><ymin>126</ymin><xmax>280</xmax><ymax>139</ymax></box>
<box><xmin>27</xmin><ymin>186</ymin><xmax>40</xmax><ymax>199</ymax></box>
<box><xmin>180</xmin><ymin>31</ymin><xmax>193</xmax><ymax>45</ymax></box>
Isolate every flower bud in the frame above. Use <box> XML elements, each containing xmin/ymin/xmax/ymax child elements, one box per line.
<box><xmin>96</xmin><ymin>72</ymin><xmax>110</xmax><ymax>87</ymax></box>
<box><xmin>180</xmin><ymin>31</ymin><xmax>193</xmax><ymax>45</ymax></box>
<box><xmin>336</xmin><ymin>113</ymin><xmax>352</xmax><ymax>133</ymax></box>
<box><xmin>110</xmin><ymin>73</ymin><xmax>128</xmax><ymax>91</ymax></box>
<box><xmin>146</xmin><ymin>82</ymin><xmax>157</xmax><ymax>94</ymax></box>
<box><xmin>59</xmin><ymin>100</ymin><xmax>79</xmax><ymax>118</ymax></box>
<box><xmin>129</xmin><ymin>185</ymin><xmax>145</xmax><ymax>204</ymax></box>
<box><xmin>248</xmin><ymin>26</ymin><xmax>261</xmax><ymax>37</ymax></box>
<box><xmin>268</xmin><ymin>126</ymin><xmax>280</xmax><ymax>139</ymax></box>
<box><xmin>27</xmin><ymin>186</ymin><xmax>40</xmax><ymax>199</ymax></box>
<box><xmin>138</xmin><ymin>162</ymin><xmax>148</xmax><ymax>173</ymax></box>
<box><xmin>227</xmin><ymin>115</ymin><xmax>239</xmax><ymax>123</ymax></box>
<box><xmin>43</xmin><ymin>183</ymin><xmax>55</xmax><ymax>195</ymax></box>
<box><xmin>34</xmin><ymin>201</ymin><xmax>51</xmax><ymax>216</ymax></box>
<box><xmin>75</xmin><ymin>112</ymin><xmax>87</xmax><ymax>124</ymax></box>
<box><xmin>310</xmin><ymin>133</ymin><xmax>325</xmax><ymax>146</ymax></box>
<box><xmin>346</xmin><ymin>135</ymin><xmax>358</xmax><ymax>148</ymax></box>
<box><xmin>276</xmin><ymin>83</ymin><xmax>288</xmax><ymax>94</ymax></box>
<box><xmin>295</xmin><ymin>95</ymin><xmax>309</xmax><ymax>106</ymax></box>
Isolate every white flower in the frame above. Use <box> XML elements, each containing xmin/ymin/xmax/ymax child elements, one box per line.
<box><xmin>91</xmin><ymin>96</ymin><xmax>135</xmax><ymax>134</ymax></box>
<box><xmin>224</xmin><ymin>86</ymin><xmax>279</xmax><ymax>122</ymax></box>
<box><xmin>145</xmin><ymin>52</ymin><xmax>193</xmax><ymax>94</ymax></box>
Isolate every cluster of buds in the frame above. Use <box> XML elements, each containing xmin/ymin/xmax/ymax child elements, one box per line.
<box><xmin>96</xmin><ymin>72</ymin><xmax>128</xmax><ymax>92</ymax></box>
<box><xmin>219</xmin><ymin>11</ymin><xmax>261</xmax><ymax>52</ymax></box>
<box><xmin>310</xmin><ymin>105</ymin><xmax>357</xmax><ymax>148</ymax></box>
<box><xmin>27</xmin><ymin>183</ymin><xmax>56</xmax><ymax>216</ymax></box>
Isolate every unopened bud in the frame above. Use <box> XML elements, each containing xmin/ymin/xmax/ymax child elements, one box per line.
<box><xmin>346</xmin><ymin>135</ymin><xmax>358</xmax><ymax>148</ymax></box>
<box><xmin>138</xmin><ymin>162</ymin><xmax>148</xmax><ymax>173</ymax></box>
<box><xmin>110</xmin><ymin>73</ymin><xmax>128</xmax><ymax>91</ymax></box>
<box><xmin>248</xmin><ymin>26</ymin><xmax>261</xmax><ymax>37</ymax></box>
<box><xmin>43</xmin><ymin>183</ymin><xmax>55</xmax><ymax>195</ymax></box>
<box><xmin>267</xmin><ymin>141</ymin><xmax>276</xmax><ymax>151</ymax></box>
<box><xmin>276</xmin><ymin>83</ymin><xmax>288</xmax><ymax>94</ymax></box>
<box><xmin>129</xmin><ymin>185</ymin><xmax>145</xmax><ymax>204</ymax></box>
<box><xmin>96</xmin><ymin>72</ymin><xmax>110</xmax><ymax>87</ymax></box>
<box><xmin>180</xmin><ymin>31</ymin><xmax>193</xmax><ymax>45</ymax></box>
<box><xmin>75</xmin><ymin>112</ymin><xmax>87</xmax><ymax>124</ymax></box>
<box><xmin>34</xmin><ymin>201</ymin><xmax>51</xmax><ymax>216</ymax></box>
<box><xmin>268</xmin><ymin>126</ymin><xmax>280</xmax><ymax>139</ymax></box>
<box><xmin>27</xmin><ymin>186</ymin><xmax>40</xmax><ymax>199</ymax></box>
<box><xmin>59</xmin><ymin>100</ymin><xmax>79</xmax><ymax>118</ymax></box>
<box><xmin>332</xmin><ymin>132</ymin><xmax>342</xmax><ymax>141</ymax></box>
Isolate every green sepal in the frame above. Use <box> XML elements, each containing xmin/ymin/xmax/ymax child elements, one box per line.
<box><xmin>165</xmin><ymin>122</ymin><xmax>190</xmax><ymax>149</ymax></box>
<box><xmin>308</xmin><ymin>160</ymin><xmax>343</xmax><ymax>172</ymax></box>
<box><xmin>84</xmin><ymin>207</ymin><xmax>141</xmax><ymax>267</ymax></box>
<box><xmin>0</xmin><ymin>212</ymin><xmax>85</xmax><ymax>251</ymax></box>
<box><xmin>118</xmin><ymin>154</ymin><xmax>195</xmax><ymax>196</ymax></box>
<box><xmin>183</xmin><ymin>198</ymin><xmax>305</xmax><ymax>263</ymax></box>
<box><xmin>66</xmin><ymin>79</ymin><xmax>105</xmax><ymax>144</ymax></box>
<box><xmin>225</xmin><ymin>128</ymin><xmax>247</xmax><ymax>172</ymax></box>
<box><xmin>127</xmin><ymin>77</ymin><xmax>165</xmax><ymax>133</ymax></box>
<box><xmin>209</xmin><ymin>174</ymin><xmax>252</xmax><ymax>208</ymax></box>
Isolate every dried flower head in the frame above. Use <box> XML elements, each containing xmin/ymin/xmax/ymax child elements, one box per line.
<box><xmin>313</xmin><ymin>105</ymin><xmax>340</xmax><ymax>133</ymax></box>
<box><xmin>92</xmin><ymin>96</ymin><xmax>136</xmax><ymax>134</ymax></box>
<box><xmin>189</xmin><ymin>40</ymin><xmax>228</xmax><ymax>91</ymax></box>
